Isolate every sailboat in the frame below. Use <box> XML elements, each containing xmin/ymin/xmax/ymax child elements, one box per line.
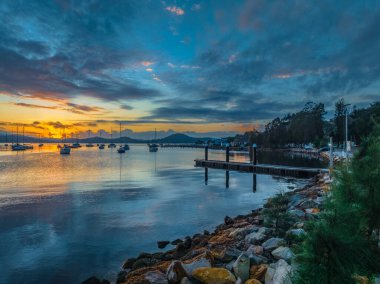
<box><xmin>148</xmin><ymin>128</ymin><xmax>158</xmax><ymax>152</ymax></box>
<box><xmin>108</xmin><ymin>128</ymin><xmax>116</xmax><ymax>148</ymax></box>
<box><xmin>4</xmin><ymin>133</ymin><xmax>8</xmax><ymax>147</ymax></box>
<box><xmin>117</xmin><ymin>123</ymin><xmax>126</xmax><ymax>153</ymax></box>
<box><xmin>12</xmin><ymin>125</ymin><xmax>30</xmax><ymax>151</ymax></box>
<box><xmin>38</xmin><ymin>134</ymin><xmax>43</xmax><ymax>147</ymax></box>
<box><xmin>71</xmin><ymin>133</ymin><xmax>81</xmax><ymax>148</ymax></box>
<box><xmin>60</xmin><ymin>128</ymin><xmax>71</xmax><ymax>155</ymax></box>
<box><xmin>85</xmin><ymin>130</ymin><xmax>94</xmax><ymax>147</ymax></box>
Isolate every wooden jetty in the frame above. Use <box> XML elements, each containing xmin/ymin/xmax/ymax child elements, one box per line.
<box><xmin>195</xmin><ymin>159</ymin><xmax>327</xmax><ymax>178</ymax></box>
<box><xmin>195</xmin><ymin>146</ymin><xmax>328</xmax><ymax>178</ymax></box>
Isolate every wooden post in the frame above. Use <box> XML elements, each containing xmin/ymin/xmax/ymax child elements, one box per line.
<box><xmin>249</xmin><ymin>145</ymin><xmax>253</xmax><ymax>162</ymax></box>
<box><xmin>205</xmin><ymin>168</ymin><xmax>208</xmax><ymax>184</ymax></box>
<box><xmin>253</xmin><ymin>144</ymin><xmax>257</xmax><ymax>165</ymax></box>
<box><xmin>253</xmin><ymin>174</ymin><xmax>257</xmax><ymax>192</ymax></box>
<box><xmin>226</xmin><ymin>170</ymin><xmax>229</xmax><ymax>188</ymax></box>
<box><xmin>226</xmin><ymin>146</ymin><xmax>230</xmax><ymax>162</ymax></box>
<box><xmin>205</xmin><ymin>146</ymin><xmax>208</xmax><ymax>161</ymax></box>
<box><xmin>329</xmin><ymin>137</ymin><xmax>333</xmax><ymax>170</ymax></box>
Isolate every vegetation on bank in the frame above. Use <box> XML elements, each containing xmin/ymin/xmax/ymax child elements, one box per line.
<box><xmin>292</xmin><ymin>126</ymin><xmax>380</xmax><ymax>283</ymax></box>
<box><xmin>233</xmin><ymin>100</ymin><xmax>380</xmax><ymax>148</ymax></box>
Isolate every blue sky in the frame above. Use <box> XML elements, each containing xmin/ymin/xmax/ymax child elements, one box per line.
<box><xmin>0</xmin><ymin>0</ymin><xmax>380</xmax><ymax>138</ymax></box>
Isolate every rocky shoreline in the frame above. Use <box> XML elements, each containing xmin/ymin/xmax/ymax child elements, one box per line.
<box><xmin>83</xmin><ymin>173</ymin><xmax>331</xmax><ymax>284</ymax></box>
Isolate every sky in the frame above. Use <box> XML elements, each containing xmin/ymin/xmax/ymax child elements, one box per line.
<box><xmin>0</xmin><ymin>0</ymin><xmax>380</xmax><ymax>139</ymax></box>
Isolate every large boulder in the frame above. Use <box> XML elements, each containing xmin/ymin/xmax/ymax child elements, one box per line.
<box><xmin>271</xmin><ymin>247</ymin><xmax>293</xmax><ymax>262</ymax></box>
<box><xmin>245</xmin><ymin>227</ymin><xmax>267</xmax><ymax>244</ymax></box>
<box><xmin>287</xmin><ymin>228</ymin><xmax>306</xmax><ymax>237</ymax></box>
<box><xmin>246</xmin><ymin>245</ymin><xmax>263</xmax><ymax>255</ymax></box>
<box><xmin>244</xmin><ymin>279</ymin><xmax>262</xmax><ymax>284</ymax></box>
<box><xmin>158</xmin><ymin>241</ymin><xmax>170</xmax><ymax>249</ymax></box>
<box><xmin>261</xmin><ymin>238</ymin><xmax>285</xmax><ymax>251</ymax></box>
<box><xmin>229</xmin><ymin>225</ymin><xmax>257</xmax><ymax>240</ymax></box>
<box><xmin>166</xmin><ymin>261</ymin><xmax>187</xmax><ymax>283</ymax></box>
<box><xmin>183</xmin><ymin>251</ymin><xmax>213</xmax><ymax>275</ymax></box>
<box><xmin>273</xmin><ymin>259</ymin><xmax>292</xmax><ymax>284</ymax></box>
<box><xmin>249</xmin><ymin>264</ymin><xmax>268</xmax><ymax>281</ymax></box>
<box><xmin>192</xmin><ymin>267</ymin><xmax>236</xmax><ymax>284</ymax></box>
<box><xmin>214</xmin><ymin>247</ymin><xmax>242</xmax><ymax>263</ymax></box>
<box><xmin>232</xmin><ymin>253</ymin><xmax>250</xmax><ymax>283</ymax></box>
<box><xmin>145</xmin><ymin>270</ymin><xmax>169</xmax><ymax>284</ymax></box>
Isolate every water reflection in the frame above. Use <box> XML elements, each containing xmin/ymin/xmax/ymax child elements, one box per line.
<box><xmin>0</xmin><ymin>145</ymin><xmax>313</xmax><ymax>283</ymax></box>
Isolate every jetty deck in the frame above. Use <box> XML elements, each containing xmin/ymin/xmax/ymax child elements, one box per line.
<box><xmin>194</xmin><ymin>159</ymin><xmax>328</xmax><ymax>178</ymax></box>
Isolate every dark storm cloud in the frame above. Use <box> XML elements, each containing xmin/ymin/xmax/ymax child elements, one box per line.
<box><xmin>1</xmin><ymin>0</ymin><xmax>380</xmax><ymax>125</ymax></box>
<box><xmin>0</xmin><ymin>0</ymin><xmax>161</xmax><ymax>103</ymax></box>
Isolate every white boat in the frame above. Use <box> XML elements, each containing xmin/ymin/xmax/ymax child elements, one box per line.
<box><xmin>99</xmin><ymin>144</ymin><xmax>105</xmax><ymax>149</ymax></box>
<box><xmin>71</xmin><ymin>142</ymin><xmax>81</xmax><ymax>148</ymax></box>
<box><xmin>148</xmin><ymin>144</ymin><xmax>158</xmax><ymax>152</ymax></box>
<box><xmin>108</xmin><ymin>143</ymin><xmax>116</xmax><ymax>148</ymax></box>
<box><xmin>117</xmin><ymin>146</ymin><xmax>126</xmax><ymax>153</ymax></box>
<box><xmin>117</xmin><ymin>124</ymin><xmax>126</xmax><ymax>153</ymax></box>
<box><xmin>123</xmin><ymin>144</ymin><xmax>130</xmax><ymax>150</ymax></box>
<box><xmin>148</xmin><ymin>129</ymin><xmax>159</xmax><ymax>152</ymax></box>
<box><xmin>60</xmin><ymin>146</ymin><xmax>71</xmax><ymax>155</ymax></box>
<box><xmin>12</xmin><ymin>144</ymin><xmax>27</xmax><ymax>151</ymax></box>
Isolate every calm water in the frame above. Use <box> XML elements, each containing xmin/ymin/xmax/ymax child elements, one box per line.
<box><xmin>0</xmin><ymin>144</ymin><xmax>323</xmax><ymax>284</ymax></box>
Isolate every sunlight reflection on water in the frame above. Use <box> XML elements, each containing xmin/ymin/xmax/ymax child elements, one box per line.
<box><xmin>0</xmin><ymin>144</ymin><xmax>315</xmax><ymax>283</ymax></box>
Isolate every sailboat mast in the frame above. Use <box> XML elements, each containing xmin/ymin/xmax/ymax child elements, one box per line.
<box><xmin>16</xmin><ymin>125</ymin><xmax>19</xmax><ymax>144</ymax></box>
<box><xmin>22</xmin><ymin>125</ymin><xmax>25</xmax><ymax>144</ymax></box>
<box><xmin>120</xmin><ymin>123</ymin><xmax>122</xmax><ymax>142</ymax></box>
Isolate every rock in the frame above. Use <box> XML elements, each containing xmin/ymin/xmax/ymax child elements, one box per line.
<box><xmin>304</xmin><ymin>208</ymin><xmax>320</xmax><ymax>214</ymax></box>
<box><xmin>299</xmin><ymin>199</ymin><xmax>319</xmax><ymax>209</ymax></box>
<box><xmin>203</xmin><ymin>230</ymin><xmax>210</xmax><ymax>235</ymax></box>
<box><xmin>288</xmin><ymin>194</ymin><xmax>303</xmax><ymax>207</ymax></box>
<box><xmin>215</xmin><ymin>247</ymin><xmax>242</xmax><ymax>263</ymax></box>
<box><xmin>167</xmin><ymin>261</ymin><xmax>187</xmax><ymax>283</ymax></box>
<box><xmin>81</xmin><ymin>276</ymin><xmax>110</xmax><ymax>284</ymax></box>
<box><xmin>261</xmin><ymin>238</ymin><xmax>285</xmax><ymax>251</ymax></box>
<box><xmin>180</xmin><ymin>277</ymin><xmax>192</xmax><ymax>284</ymax></box>
<box><xmin>288</xmin><ymin>209</ymin><xmax>305</xmax><ymax>218</ymax></box>
<box><xmin>245</xmin><ymin>227</ymin><xmax>267</xmax><ymax>244</ymax></box>
<box><xmin>249</xmin><ymin>264</ymin><xmax>268</xmax><ymax>281</ymax></box>
<box><xmin>287</xmin><ymin>228</ymin><xmax>305</xmax><ymax>237</ymax></box>
<box><xmin>271</xmin><ymin>246</ymin><xmax>293</xmax><ymax>262</ymax></box>
<box><xmin>131</xmin><ymin>257</ymin><xmax>159</xmax><ymax>270</ymax></box>
<box><xmin>249</xmin><ymin>253</ymin><xmax>268</xmax><ymax>265</ymax></box>
<box><xmin>145</xmin><ymin>270</ymin><xmax>169</xmax><ymax>284</ymax></box>
<box><xmin>122</xmin><ymin>257</ymin><xmax>137</xmax><ymax>269</ymax></box>
<box><xmin>183</xmin><ymin>251</ymin><xmax>213</xmax><ymax>275</ymax></box>
<box><xmin>158</xmin><ymin>240</ymin><xmax>170</xmax><ymax>249</ymax></box>
<box><xmin>229</xmin><ymin>225</ymin><xmax>257</xmax><ymax>239</ymax></box>
<box><xmin>273</xmin><ymin>259</ymin><xmax>291</xmax><ymax>284</ymax></box>
<box><xmin>246</xmin><ymin>245</ymin><xmax>263</xmax><ymax>255</ymax></box>
<box><xmin>171</xmin><ymin>239</ymin><xmax>183</xmax><ymax>245</ymax></box>
<box><xmin>192</xmin><ymin>267</ymin><xmax>236</xmax><ymax>284</ymax></box>
<box><xmin>224</xmin><ymin>216</ymin><xmax>234</xmax><ymax>225</ymax></box>
<box><xmin>116</xmin><ymin>271</ymin><xmax>128</xmax><ymax>284</ymax></box>
<box><xmin>183</xmin><ymin>237</ymin><xmax>192</xmax><ymax>249</ymax></box>
<box><xmin>245</xmin><ymin>279</ymin><xmax>262</xmax><ymax>284</ymax></box>
<box><xmin>233</xmin><ymin>253</ymin><xmax>250</xmax><ymax>283</ymax></box>
<box><xmin>264</xmin><ymin>267</ymin><xmax>276</xmax><ymax>284</ymax></box>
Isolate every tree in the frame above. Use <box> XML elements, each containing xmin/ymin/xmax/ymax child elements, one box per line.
<box><xmin>334</xmin><ymin>98</ymin><xmax>346</xmax><ymax>147</ymax></box>
<box><xmin>293</xmin><ymin>126</ymin><xmax>380</xmax><ymax>283</ymax></box>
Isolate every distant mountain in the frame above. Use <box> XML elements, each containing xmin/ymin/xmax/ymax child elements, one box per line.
<box><xmin>155</xmin><ymin>133</ymin><xmax>210</xmax><ymax>143</ymax></box>
<box><xmin>0</xmin><ymin>132</ymin><xmax>212</xmax><ymax>144</ymax></box>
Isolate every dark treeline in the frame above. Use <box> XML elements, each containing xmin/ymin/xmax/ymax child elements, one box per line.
<box><xmin>234</xmin><ymin>100</ymin><xmax>380</xmax><ymax>148</ymax></box>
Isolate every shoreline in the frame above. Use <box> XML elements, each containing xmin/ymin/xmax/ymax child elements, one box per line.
<box><xmin>84</xmin><ymin>173</ymin><xmax>331</xmax><ymax>284</ymax></box>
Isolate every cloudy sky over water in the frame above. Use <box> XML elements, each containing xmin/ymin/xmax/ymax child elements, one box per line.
<box><xmin>0</xmin><ymin>0</ymin><xmax>380</xmax><ymax>138</ymax></box>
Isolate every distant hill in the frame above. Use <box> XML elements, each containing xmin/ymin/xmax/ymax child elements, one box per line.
<box><xmin>155</xmin><ymin>133</ymin><xmax>210</xmax><ymax>143</ymax></box>
<box><xmin>0</xmin><ymin>132</ymin><xmax>212</xmax><ymax>144</ymax></box>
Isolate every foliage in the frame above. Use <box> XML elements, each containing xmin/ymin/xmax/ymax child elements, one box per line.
<box><xmin>293</xmin><ymin>126</ymin><xmax>380</xmax><ymax>283</ymax></box>
<box><xmin>263</xmin><ymin>193</ymin><xmax>294</xmax><ymax>237</ymax></box>
<box><xmin>238</xmin><ymin>99</ymin><xmax>380</xmax><ymax>148</ymax></box>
